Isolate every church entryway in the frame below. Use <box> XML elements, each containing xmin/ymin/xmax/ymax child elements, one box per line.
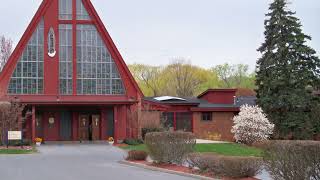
<box><xmin>78</xmin><ymin>113</ymin><xmax>101</xmax><ymax>141</ymax></box>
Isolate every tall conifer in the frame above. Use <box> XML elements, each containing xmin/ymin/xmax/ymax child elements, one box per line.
<box><xmin>256</xmin><ymin>0</ymin><xmax>320</xmax><ymax>139</ymax></box>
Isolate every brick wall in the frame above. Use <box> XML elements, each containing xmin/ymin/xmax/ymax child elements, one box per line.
<box><xmin>193</xmin><ymin>112</ymin><xmax>235</xmax><ymax>141</ymax></box>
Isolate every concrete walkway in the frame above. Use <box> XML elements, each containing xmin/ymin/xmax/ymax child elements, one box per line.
<box><xmin>0</xmin><ymin>144</ymin><xmax>195</xmax><ymax>180</ymax></box>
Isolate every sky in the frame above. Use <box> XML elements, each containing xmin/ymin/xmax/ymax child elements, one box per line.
<box><xmin>0</xmin><ymin>0</ymin><xmax>319</xmax><ymax>71</ymax></box>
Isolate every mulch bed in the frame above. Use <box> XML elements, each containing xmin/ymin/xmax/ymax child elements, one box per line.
<box><xmin>114</xmin><ymin>144</ymin><xmax>128</xmax><ymax>147</ymax></box>
<box><xmin>0</xmin><ymin>146</ymin><xmax>33</xmax><ymax>150</ymax></box>
<box><xmin>128</xmin><ymin>160</ymin><xmax>259</xmax><ymax>180</ymax></box>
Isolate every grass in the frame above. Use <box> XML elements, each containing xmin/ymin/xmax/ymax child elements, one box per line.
<box><xmin>120</xmin><ymin>143</ymin><xmax>263</xmax><ymax>157</ymax></box>
<box><xmin>0</xmin><ymin>147</ymin><xmax>36</xmax><ymax>154</ymax></box>
<box><xmin>195</xmin><ymin>143</ymin><xmax>263</xmax><ymax>157</ymax></box>
<box><xmin>120</xmin><ymin>144</ymin><xmax>148</xmax><ymax>152</ymax></box>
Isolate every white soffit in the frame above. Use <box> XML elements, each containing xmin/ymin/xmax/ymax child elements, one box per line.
<box><xmin>154</xmin><ymin>96</ymin><xmax>186</xmax><ymax>101</ymax></box>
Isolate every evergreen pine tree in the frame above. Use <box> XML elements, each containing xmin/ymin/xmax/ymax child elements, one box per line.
<box><xmin>256</xmin><ymin>0</ymin><xmax>320</xmax><ymax>139</ymax></box>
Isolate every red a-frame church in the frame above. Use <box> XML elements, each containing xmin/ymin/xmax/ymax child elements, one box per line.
<box><xmin>0</xmin><ymin>0</ymin><xmax>143</xmax><ymax>143</ymax></box>
<box><xmin>0</xmin><ymin>0</ymin><xmax>249</xmax><ymax>143</ymax></box>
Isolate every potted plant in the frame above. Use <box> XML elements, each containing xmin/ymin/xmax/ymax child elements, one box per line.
<box><xmin>107</xmin><ymin>137</ymin><xmax>114</xmax><ymax>145</ymax></box>
<box><xmin>35</xmin><ymin>137</ymin><xmax>43</xmax><ymax>146</ymax></box>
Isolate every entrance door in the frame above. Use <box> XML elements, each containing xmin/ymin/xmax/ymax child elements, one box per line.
<box><xmin>79</xmin><ymin>114</ymin><xmax>89</xmax><ymax>141</ymax></box>
<box><xmin>36</xmin><ymin>113</ymin><xmax>43</xmax><ymax>138</ymax></box>
<box><xmin>91</xmin><ymin>115</ymin><xmax>100</xmax><ymax>140</ymax></box>
<box><xmin>46</xmin><ymin>113</ymin><xmax>60</xmax><ymax>141</ymax></box>
<box><xmin>60</xmin><ymin>111</ymin><xmax>72</xmax><ymax>141</ymax></box>
<box><xmin>106</xmin><ymin>108</ymin><xmax>114</xmax><ymax>138</ymax></box>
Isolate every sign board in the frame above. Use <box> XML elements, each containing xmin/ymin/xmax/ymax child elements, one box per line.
<box><xmin>8</xmin><ymin>131</ymin><xmax>22</xmax><ymax>140</ymax></box>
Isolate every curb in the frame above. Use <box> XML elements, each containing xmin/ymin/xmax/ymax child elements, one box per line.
<box><xmin>119</xmin><ymin>160</ymin><xmax>219</xmax><ymax>180</ymax></box>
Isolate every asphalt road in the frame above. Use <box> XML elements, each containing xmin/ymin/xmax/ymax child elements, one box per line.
<box><xmin>0</xmin><ymin>144</ymin><xmax>195</xmax><ymax>180</ymax></box>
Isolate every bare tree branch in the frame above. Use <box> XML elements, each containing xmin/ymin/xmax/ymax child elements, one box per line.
<box><xmin>0</xmin><ymin>35</ymin><xmax>13</xmax><ymax>72</ymax></box>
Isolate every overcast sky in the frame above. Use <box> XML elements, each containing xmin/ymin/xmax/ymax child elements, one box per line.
<box><xmin>0</xmin><ymin>0</ymin><xmax>319</xmax><ymax>70</ymax></box>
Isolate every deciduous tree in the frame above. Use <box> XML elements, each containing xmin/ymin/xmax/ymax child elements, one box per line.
<box><xmin>231</xmin><ymin>105</ymin><xmax>274</xmax><ymax>145</ymax></box>
<box><xmin>129</xmin><ymin>61</ymin><xmax>256</xmax><ymax>97</ymax></box>
<box><xmin>164</xmin><ymin>59</ymin><xmax>209</xmax><ymax>97</ymax></box>
<box><xmin>0</xmin><ymin>100</ymin><xmax>25</xmax><ymax>144</ymax></box>
<box><xmin>129</xmin><ymin>64</ymin><xmax>163</xmax><ymax>96</ymax></box>
<box><xmin>213</xmin><ymin>63</ymin><xmax>255</xmax><ymax>89</ymax></box>
<box><xmin>0</xmin><ymin>35</ymin><xmax>13</xmax><ymax>72</ymax></box>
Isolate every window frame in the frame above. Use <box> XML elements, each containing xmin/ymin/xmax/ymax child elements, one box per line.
<box><xmin>201</xmin><ymin>112</ymin><xmax>213</xmax><ymax>121</ymax></box>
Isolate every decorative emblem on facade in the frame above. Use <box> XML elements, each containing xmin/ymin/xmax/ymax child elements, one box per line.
<box><xmin>48</xmin><ymin>117</ymin><xmax>55</xmax><ymax>124</ymax></box>
<box><xmin>95</xmin><ymin>118</ymin><xmax>99</xmax><ymax>126</ymax></box>
<box><xmin>48</xmin><ymin>28</ymin><xmax>56</xmax><ymax>57</ymax></box>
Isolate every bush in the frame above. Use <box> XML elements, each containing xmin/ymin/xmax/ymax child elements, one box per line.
<box><xmin>145</xmin><ymin>131</ymin><xmax>196</xmax><ymax>164</ymax></box>
<box><xmin>186</xmin><ymin>153</ymin><xmax>219</xmax><ymax>172</ymax></box>
<box><xmin>263</xmin><ymin>140</ymin><xmax>320</xmax><ymax>180</ymax></box>
<box><xmin>123</xmin><ymin>138</ymin><xmax>143</xmax><ymax>145</ymax></box>
<box><xmin>141</xmin><ymin>127</ymin><xmax>163</xmax><ymax>140</ymax></box>
<box><xmin>231</xmin><ymin>105</ymin><xmax>274</xmax><ymax>145</ymax></box>
<box><xmin>126</xmin><ymin>150</ymin><xmax>148</xmax><ymax>161</ymax></box>
<box><xmin>1</xmin><ymin>140</ymin><xmax>32</xmax><ymax>146</ymax></box>
<box><xmin>186</xmin><ymin>153</ymin><xmax>262</xmax><ymax>178</ymax></box>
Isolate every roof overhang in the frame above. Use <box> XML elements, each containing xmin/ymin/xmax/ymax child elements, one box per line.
<box><xmin>190</xmin><ymin>107</ymin><xmax>240</xmax><ymax>112</ymax></box>
<box><xmin>0</xmin><ymin>95</ymin><xmax>138</xmax><ymax>105</ymax></box>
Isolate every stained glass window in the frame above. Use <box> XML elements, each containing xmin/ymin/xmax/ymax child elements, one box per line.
<box><xmin>76</xmin><ymin>0</ymin><xmax>91</xmax><ymax>20</ymax></box>
<box><xmin>59</xmin><ymin>0</ymin><xmax>72</xmax><ymax>20</ymax></box>
<box><xmin>7</xmin><ymin>19</ymin><xmax>44</xmax><ymax>94</ymax></box>
<box><xmin>76</xmin><ymin>25</ymin><xmax>125</xmax><ymax>95</ymax></box>
<box><xmin>59</xmin><ymin>24</ymin><xmax>73</xmax><ymax>94</ymax></box>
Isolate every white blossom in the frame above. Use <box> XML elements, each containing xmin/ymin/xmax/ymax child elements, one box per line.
<box><xmin>231</xmin><ymin>105</ymin><xmax>274</xmax><ymax>145</ymax></box>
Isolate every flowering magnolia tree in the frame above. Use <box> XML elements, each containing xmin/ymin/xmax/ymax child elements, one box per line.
<box><xmin>231</xmin><ymin>105</ymin><xmax>274</xmax><ymax>145</ymax></box>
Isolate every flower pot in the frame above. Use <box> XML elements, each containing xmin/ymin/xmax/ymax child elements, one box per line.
<box><xmin>36</xmin><ymin>142</ymin><xmax>41</xmax><ymax>146</ymax></box>
<box><xmin>109</xmin><ymin>141</ymin><xmax>114</xmax><ymax>145</ymax></box>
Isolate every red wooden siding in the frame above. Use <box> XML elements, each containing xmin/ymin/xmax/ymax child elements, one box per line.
<box><xmin>198</xmin><ymin>89</ymin><xmax>237</xmax><ymax>104</ymax></box>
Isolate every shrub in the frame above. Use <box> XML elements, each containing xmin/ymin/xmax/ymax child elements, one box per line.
<box><xmin>186</xmin><ymin>153</ymin><xmax>219</xmax><ymax>172</ymax></box>
<box><xmin>186</xmin><ymin>153</ymin><xmax>262</xmax><ymax>178</ymax></box>
<box><xmin>214</xmin><ymin>156</ymin><xmax>262</xmax><ymax>178</ymax></box>
<box><xmin>4</xmin><ymin>140</ymin><xmax>32</xmax><ymax>146</ymax></box>
<box><xmin>231</xmin><ymin>105</ymin><xmax>274</xmax><ymax>145</ymax></box>
<box><xmin>123</xmin><ymin>138</ymin><xmax>143</xmax><ymax>145</ymax></box>
<box><xmin>145</xmin><ymin>131</ymin><xmax>196</xmax><ymax>164</ymax></box>
<box><xmin>263</xmin><ymin>140</ymin><xmax>320</xmax><ymax>180</ymax></box>
<box><xmin>141</xmin><ymin>127</ymin><xmax>163</xmax><ymax>140</ymax></box>
<box><xmin>126</xmin><ymin>150</ymin><xmax>148</xmax><ymax>161</ymax></box>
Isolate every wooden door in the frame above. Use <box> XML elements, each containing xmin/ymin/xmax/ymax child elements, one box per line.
<box><xmin>79</xmin><ymin>114</ymin><xmax>89</xmax><ymax>141</ymax></box>
<box><xmin>106</xmin><ymin>109</ymin><xmax>114</xmax><ymax>138</ymax></box>
<box><xmin>91</xmin><ymin>115</ymin><xmax>100</xmax><ymax>140</ymax></box>
<box><xmin>60</xmin><ymin>111</ymin><xmax>72</xmax><ymax>141</ymax></box>
<box><xmin>45</xmin><ymin>113</ymin><xmax>60</xmax><ymax>141</ymax></box>
<box><xmin>36</xmin><ymin>113</ymin><xmax>43</xmax><ymax>138</ymax></box>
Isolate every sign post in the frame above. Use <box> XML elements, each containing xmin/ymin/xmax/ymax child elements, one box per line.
<box><xmin>7</xmin><ymin>131</ymin><xmax>22</xmax><ymax>148</ymax></box>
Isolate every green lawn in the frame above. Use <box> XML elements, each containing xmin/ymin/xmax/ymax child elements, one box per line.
<box><xmin>195</xmin><ymin>143</ymin><xmax>262</xmax><ymax>157</ymax></box>
<box><xmin>120</xmin><ymin>143</ymin><xmax>263</xmax><ymax>157</ymax></box>
<box><xmin>120</xmin><ymin>144</ymin><xmax>147</xmax><ymax>152</ymax></box>
<box><xmin>0</xmin><ymin>147</ymin><xmax>36</xmax><ymax>154</ymax></box>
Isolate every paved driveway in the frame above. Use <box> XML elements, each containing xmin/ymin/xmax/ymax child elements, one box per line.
<box><xmin>0</xmin><ymin>144</ymin><xmax>195</xmax><ymax>180</ymax></box>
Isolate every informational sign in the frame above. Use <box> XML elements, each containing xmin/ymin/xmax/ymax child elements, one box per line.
<box><xmin>8</xmin><ymin>131</ymin><xmax>22</xmax><ymax>140</ymax></box>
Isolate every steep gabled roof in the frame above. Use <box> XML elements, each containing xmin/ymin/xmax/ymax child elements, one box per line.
<box><xmin>0</xmin><ymin>0</ymin><xmax>143</xmax><ymax>97</ymax></box>
<box><xmin>0</xmin><ymin>0</ymin><xmax>49</xmax><ymax>95</ymax></box>
<box><xmin>82</xmin><ymin>0</ymin><xmax>143</xmax><ymax>97</ymax></box>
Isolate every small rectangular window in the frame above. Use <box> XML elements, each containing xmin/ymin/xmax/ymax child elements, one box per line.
<box><xmin>201</xmin><ymin>112</ymin><xmax>212</xmax><ymax>121</ymax></box>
